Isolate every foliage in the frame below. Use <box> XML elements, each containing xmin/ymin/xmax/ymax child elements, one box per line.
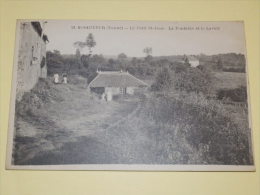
<box><xmin>118</xmin><ymin>53</ymin><xmax>127</xmax><ymax>60</ymax></box>
<box><xmin>217</xmin><ymin>86</ymin><xmax>247</xmax><ymax>102</ymax></box>
<box><xmin>73</xmin><ymin>41</ymin><xmax>86</xmax><ymax>52</ymax></box>
<box><xmin>86</xmin><ymin>33</ymin><xmax>96</xmax><ymax>55</ymax></box>
<box><xmin>222</xmin><ymin>67</ymin><xmax>245</xmax><ymax>73</ymax></box>
<box><xmin>216</xmin><ymin>58</ymin><xmax>223</xmax><ymax>71</ymax></box>
<box><xmin>183</xmin><ymin>54</ymin><xmax>190</xmax><ymax>66</ymax></box>
<box><xmin>75</xmin><ymin>49</ymin><xmax>81</xmax><ymax>61</ymax></box>
<box><xmin>117</xmin><ymin>53</ymin><xmax>128</xmax><ymax>70</ymax></box>
<box><xmin>151</xmin><ymin>67</ymin><xmax>172</xmax><ymax>91</ymax></box>
<box><xmin>173</xmin><ymin>67</ymin><xmax>213</xmax><ymax>95</ymax></box>
<box><xmin>143</xmin><ymin>47</ymin><xmax>152</xmax><ymax>56</ymax></box>
<box><xmin>151</xmin><ymin>62</ymin><xmax>213</xmax><ymax>95</ymax></box>
<box><xmin>73</xmin><ymin>33</ymin><xmax>96</xmax><ymax>57</ymax></box>
<box><xmin>16</xmin><ymin>78</ymin><xmax>64</xmax><ymax>118</ymax></box>
<box><xmin>80</xmin><ymin>55</ymin><xmax>90</xmax><ymax>69</ymax></box>
<box><xmin>199</xmin><ymin>53</ymin><xmax>246</xmax><ymax>73</ymax></box>
<box><xmin>46</xmin><ymin>50</ymin><xmax>65</xmax><ymax>75</ymax></box>
<box><xmin>142</xmin><ymin>93</ymin><xmax>252</xmax><ymax>164</ymax></box>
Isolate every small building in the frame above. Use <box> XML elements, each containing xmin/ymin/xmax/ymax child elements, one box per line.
<box><xmin>88</xmin><ymin>71</ymin><xmax>148</xmax><ymax>101</ymax></box>
<box><xmin>16</xmin><ymin>21</ymin><xmax>49</xmax><ymax>101</ymax></box>
<box><xmin>187</xmin><ymin>56</ymin><xmax>200</xmax><ymax>67</ymax></box>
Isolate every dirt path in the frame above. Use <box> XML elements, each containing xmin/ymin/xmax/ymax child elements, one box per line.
<box><xmin>14</xmin><ymin>80</ymin><xmax>141</xmax><ymax>165</ymax></box>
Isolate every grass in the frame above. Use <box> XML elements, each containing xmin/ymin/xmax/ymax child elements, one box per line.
<box><xmin>14</xmin><ymin>76</ymin><xmax>139</xmax><ymax>165</ymax></box>
<box><xmin>13</xmin><ymin>72</ymin><xmax>253</xmax><ymax>165</ymax></box>
<box><xmin>136</xmin><ymin>92</ymin><xmax>252</xmax><ymax>164</ymax></box>
<box><xmin>213</xmin><ymin>72</ymin><xmax>247</xmax><ymax>90</ymax></box>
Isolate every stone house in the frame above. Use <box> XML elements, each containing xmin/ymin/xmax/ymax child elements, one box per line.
<box><xmin>16</xmin><ymin>21</ymin><xmax>49</xmax><ymax>101</ymax></box>
<box><xmin>88</xmin><ymin>70</ymin><xmax>148</xmax><ymax>101</ymax></box>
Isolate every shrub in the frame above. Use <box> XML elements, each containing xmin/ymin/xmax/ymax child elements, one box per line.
<box><xmin>217</xmin><ymin>86</ymin><xmax>247</xmax><ymax>102</ymax></box>
<box><xmin>173</xmin><ymin>67</ymin><xmax>213</xmax><ymax>95</ymax></box>
<box><xmin>16</xmin><ymin>78</ymin><xmax>63</xmax><ymax>117</ymax></box>
<box><xmin>142</xmin><ymin>93</ymin><xmax>252</xmax><ymax>164</ymax></box>
<box><xmin>151</xmin><ymin>62</ymin><xmax>213</xmax><ymax>95</ymax></box>
<box><xmin>46</xmin><ymin>51</ymin><xmax>65</xmax><ymax>75</ymax></box>
<box><xmin>151</xmin><ymin>67</ymin><xmax>172</xmax><ymax>91</ymax></box>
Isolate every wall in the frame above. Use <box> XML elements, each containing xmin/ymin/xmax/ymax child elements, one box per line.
<box><xmin>16</xmin><ymin>21</ymin><xmax>47</xmax><ymax>101</ymax></box>
<box><xmin>0</xmin><ymin>1</ymin><xmax>259</xmax><ymax>195</ymax></box>
<box><xmin>190</xmin><ymin>60</ymin><xmax>200</xmax><ymax>68</ymax></box>
<box><xmin>126</xmin><ymin>87</ymin><xmax>135</xmax><ymax>95</ymax></box>
<box><xmin>105</xmin><ymin>87</ymin><xmax>121</xmax><ymax>95</ymax></box>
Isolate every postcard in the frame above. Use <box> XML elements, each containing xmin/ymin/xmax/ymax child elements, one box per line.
<box><xmin>6</xmin><ymin>20</ymin><xmax>254</xmax><ymax>171</ymax></box>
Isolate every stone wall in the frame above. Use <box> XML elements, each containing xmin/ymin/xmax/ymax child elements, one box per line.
<box><xmin>16</xmin><ymin>22</ymin><xmax>47</xmax><ymax>101</ymax></box>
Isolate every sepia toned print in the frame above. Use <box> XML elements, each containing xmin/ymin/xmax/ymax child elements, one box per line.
<box><xmin>6</xmin><ymin>20</ymin><xmax>254</xmax><ymax>171</ymax></box>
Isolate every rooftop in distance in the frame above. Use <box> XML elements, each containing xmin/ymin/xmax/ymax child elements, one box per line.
<box><xmin>89</xmin><ymin>70</ymin><xmax>148</xmax><ymax>88</ymax></box>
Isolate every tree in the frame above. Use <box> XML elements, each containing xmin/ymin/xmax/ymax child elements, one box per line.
<box><xmin>173</xmin><ymin>67</ymin><xmax>212</xmax><ymax>95</ymax></box>
<box><xmin>118</xmin><ymin>53</ymin><xmax>127</xmax><ymax>61</ymax></box>
<box><xmin>80</xmin><ymin>55</ymin><xmax>90</xmax><ymax>69</ymax></box>
<box><xmin>74</xmin><ymin>33</ymin><xmax>96</xmax><ymax>56</ymax></box>
<box><xmin>131</xmin><ymin>57</ymin><xmax>138</xmax><ymax>65</ymax></box>
<box><xmin>46</xmin><ymin>50</ymin><xmax>64</xmax><ymax>75</ymax></box>
<box><xmin>216</xmin><ymin>58</ymin><xmax>223</xmax><ymax>71</ymax></box>
<box><xmin>151</xmin><ymin>67</ymin><xmax>172</xmax><ymax>91</ymax></box>
<box><xmin>143</xmin><ymin>47</ymin><xmax>152</xmax><ymax>56</ymax></box>
<box><xmin>86</xmin><ymin>33</ymin><xmax>96</xmax><ymax>55</ymax></box>
<box><xmin>143</xmin><ymin>47</ymin><xmax>153</xmax><ymax>62</ymax></box>
<box><xmin>73</xmin><ymin>41</ymin><xmax>86</xmax><ymax>54</ymax></box>
<box><xmin>53</xmin><ymin>50</ymin><xmax>61</xmax><ymax>55</ymax></box>
<box><xmin>117</xmin><ymin>53</ymin><xmax>128</xmax><ymax>70</ymax></box>
<box><xmin>73</xmin><ymin>41</ymin><xmax>86</xmax><ymax>69</ymax></box>
<box><xmin>75</xmin><ymin>48</ymin><xmax>81</xmax><ymax>69</ymax></box>
<box><xmin>183</xmin><ymin>55</ymin><xmax>190</xmax><ymax>66</ymax></box>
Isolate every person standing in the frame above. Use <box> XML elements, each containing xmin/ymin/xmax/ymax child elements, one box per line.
<box><xmin>63</xmin><ymin>73</ymin><xmax>68</xmax><ymax>84</ymax></box>
<box><xmin>54</xmin><ymin>74</ymin><xmax>59</xmax><ymax>84</ymax></box>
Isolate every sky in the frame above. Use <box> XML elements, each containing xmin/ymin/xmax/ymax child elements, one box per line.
<box><xmin>43</xmin><ymin>20</ymin><xmax>246</xmax><ymax>57</ymax></box>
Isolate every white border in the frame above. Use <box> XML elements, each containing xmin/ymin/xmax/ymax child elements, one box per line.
<box><xmin>6</xmin><ymin>164</ymin><xmax>255</xmax><ymax>171</ymax></box>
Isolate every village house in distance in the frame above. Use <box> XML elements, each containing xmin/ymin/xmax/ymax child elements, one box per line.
<box><xmin>187</xmin><ymin>56</ymin><xmax>200</xmax><ymax>67</ymax></box>
<box><xmin>88</xmin><ymin>70</ymin><xmax>148</xmax><ymax>101</ymax></box>
<box><xmin>181</xmin><ymin>55</ymin><xmax>200</xmax><ymax>68</ymax></box>
<box><xmin>16</xmin><ymin>21</ymin><xmax>49</xmax><ymax>101</ymax></box>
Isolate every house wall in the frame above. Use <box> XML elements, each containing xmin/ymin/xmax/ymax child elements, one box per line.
<box><xmin>189</xmin><ymin>60</ymin><xmax>200</xmax><ymax>67</ymax></box>
<box><xmin>105</xmin><ymin>87</ymin><xmax>136</xmax><ymax>95</ymax></box>
<box><xmin>105</xmin><ymin>87</ymin><xmax>120</xmax><ymax>95</ymax></box>
<box><xmin>16</xmin><ymin>22</ymin><xmax>47</xmax><ymax>101</ymax></box>
<box><xmin>126</xmin><ymin>87</ymin><xmax>135</xmax><ymax>95</ymax></box>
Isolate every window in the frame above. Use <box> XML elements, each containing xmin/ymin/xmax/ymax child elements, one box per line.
<box><xmin>120</xmin><ymin>88</ymin><xmax>126</xmax><ymax>95</ymax></box>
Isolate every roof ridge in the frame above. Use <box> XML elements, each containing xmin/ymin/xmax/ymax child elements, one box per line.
<box><xmin>88</xmin><ymin>71</ymin><xmax>148</xmax><ymax>88</ymax></box>
<box><xmin>88</xmin><ymin>73</ymin><xmax>101</xmax><ymax>87</ymax></box>
<box><xmin>98</xmin><ymin>71</ymin><xmax>127</xmax><ymax>74</ymax></box>
<box><xmin>127</xmin><ymin>72</ymin><xmax>148</xmax><ymax>86</ymax></box>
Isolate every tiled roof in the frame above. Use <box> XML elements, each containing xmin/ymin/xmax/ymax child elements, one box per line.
<box><xmin>88</xmin><ymin>71</ymin><xmax>148</xmax><ymax>88</ymax></box>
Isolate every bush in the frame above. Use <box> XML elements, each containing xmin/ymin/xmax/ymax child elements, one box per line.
<box><xmin>173</xmin><ymin>67</ymin><xmax>213</xmax><ymax>95</ymax></box>
<box><xmin>16</xmin><ymin>78</ymin><xmax>63</xmax><ymax>117</ymax></box>
<box><xmin>151</xmin><ymin>67</ymin><xmax>172</xmax><ymax>91</ymax></box>
<box><xmin>142</xmin><ymin>93</ymin><xmax>252</xmax><ymax>164</ymax></box>
<box><xmin>151</xmin><ymin>65</ymin><xmax>213</xmax><ymax>95</ymax></box>
<box><xmin>217</xmin><ymin>86</ymin><xmax>247</xmax><ymax>102</ymax></box>
<box><xmin>46</xmin><ymin>51</ymin><xmax>65</xmax><ymax>75</ymax></box>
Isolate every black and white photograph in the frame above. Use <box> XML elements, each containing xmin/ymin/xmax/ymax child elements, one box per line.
<box><xmin>6</xmin><ymin>20</ymin><xmax>254</xmax><ymax>171</ymax></box>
